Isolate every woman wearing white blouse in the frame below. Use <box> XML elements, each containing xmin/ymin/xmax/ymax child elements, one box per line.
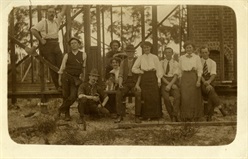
<box><xmin>179</xmin><ymin>41</ymin><xmax>204</xmax><ymax>121</ymax></box>
<box><xmin>132</xmin><ymin>41</ymin><xmax>163</xmax><ymax>119</ymax></box>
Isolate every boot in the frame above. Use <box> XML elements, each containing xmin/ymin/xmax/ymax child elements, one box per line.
<box><xmin>77</xmin><ymin>117</ymin><xmax>86</xmax><ymax>130</ymax></box>
<box><xmin>114</xmin><ymin>116</ymin><xmax>123</xmax><ymax>123</ymax></box>
<box><xmin>219</xmin><ymin>108</ymin><xmax>227</xmax><ymax>116</ymax></box>
<box><xmin>57</xmin><ymin>108</ymin><xmax>62</xmax><ymax>118</ymax></box>
<box><xmin>171</xmin><ymin>116</ymin><xmax>176</xmax><ymax>122</ymax></box>
<box><xmin>206</xmin><ymin>116</ymin><xmax>212</xmax><ymax>121</ymax></box>
<box><xmin>64</xmin><ymin>112</ymin><xmax>71</xmax><ymax>121</ymax></box>
<box><xmin>135</xmin><ymin>117</ymin><xmax>141</xmax><ymax>123</ymax></box>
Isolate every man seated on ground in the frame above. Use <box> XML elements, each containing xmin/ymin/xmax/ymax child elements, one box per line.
<box><xmin>200</xmin><ymin>46</ymin><xmax>227</xmax><ymax>121</ymax></box>
<box><xmin>77</xmin><ymin>69</ymin><xmax>109</xmax><ymax>124</ymax></box>
<box><xmin>116</xmin><ymin>44</ymin><xmax>142</xmax><ymax>123</ymax></box>
<box><xmin>160</xmin><ymin>47</ymin><xmax>181</xmax><ymax>122</ymax></box>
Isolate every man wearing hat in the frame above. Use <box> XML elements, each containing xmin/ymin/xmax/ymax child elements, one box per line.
<box><xmin>115</xmin><ymin>44</ymin><xmax>142</xmax><ymax>123</ymax></box>
<box><xmin>77</xmin><ymin>69</ymin><xmax>109</xmax><ymax>124</ymax></box>
<box><xmin>57</xmin><ymin>37</ymin><xmax>87</xmax><ymax>121</ymax></box>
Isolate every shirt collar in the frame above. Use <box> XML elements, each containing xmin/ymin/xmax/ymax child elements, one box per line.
<box><xmin>144</xmin><ymin>53</ymin><xmax>151</xmax><ymax>56</ymax></box>
<box><xmin>202</xmin><ymin>58</ymin><xmax>209</xmax><ymax>62</ymax></box>
<box><xmin>186</xmin><ymin>53</ymin><xmax>193</xmax><ymax>58</ymax></box>
<box><xmin>165</xmin><ymin>58</ymin><xmax>172</xmax><ymax>62</ymax></box>
<box><xmin>72</xmin><ymin>50</ymin><xmax>79</xmax><ymax>55</ymax></box>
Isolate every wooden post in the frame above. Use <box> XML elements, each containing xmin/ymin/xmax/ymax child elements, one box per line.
<box><xmin>135</xmin><ymin>5</ymin><xmax>179</xmax><ymax>50</ymax></box>
<box><xmin>141</xmin><ymin>6</ymin><xmax>145</xmax><ymax>54</ymax></box>
<box><xmin>29</xmin><ymin>5</ymin><xmax>34</xmax><ymax>83</ymax></box>
<box><xmin>37</xmin><ymin>6</ymin><xmax>48</xmax><ymax>113</ymax></box>
<box><xmin>96</xmin><ymin>6</ymin><xmax>102</xmax><ymax>77</ymax></box>
<box><xmin>186</xmin><ymin>5</ymin><xmax>191</xmax><ymax>41</ymax></box>
<box><xmin>65</xmin><ymin>5</ymin><xmax>72</xmax><ymax>53</ymax></box>
<box><xmin>9</xmin><ymin>8</ymin><xmax>17</xmax><ymax>104</ymax></box>
<box><xmin>219</xmin><ymin>7</ymin><xmax>225</xmax><ymax>81</ymax></box>
<box><xmin>179</xmin><ymin>5</ymin><xmax>182</xmax><ymax>55</ymax></box>
<box><xmin>110</xmin><ymin>6</ymin><xmax>113</xmax><ymax>41</ymax></box>
<box><xmin>102</xmin><ymin>8</ymin><xmax>106</xmax><ymax>80</ymax></box>
<box><xmin>120</xmin><ymin>6</ymin><xmax>123</xmax><ymax>47</ymax></box>
<box><xmin>152</xmin><ymin>5</ymin><xmax>158</xmax><ymax>55</ymax></box>
<box><xmin>84</xmin><ymin>5</ymin><xmax>91</xmax><ymax>77</ymax></box>
<box><xmin>233</xmin><ymin>11</ymin><xmax>237</xmax><ymax>84</ymax></box>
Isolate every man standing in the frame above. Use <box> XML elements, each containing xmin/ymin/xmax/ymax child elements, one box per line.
<box><xmin>161</xmin><ymin>47</ymin><xmax>181</xmax><ymax>122</ymax></box>
<box><xmin>57</xmin><ymin>37</ymin><xmax>87</xmax><ymax>121</ymax></box>
<box><xmin>116</xmin><ymin>44</ymin><xmax>141</xmax><ymax>123</ymax></box>
<box><xmin>31</xmin><ymin>5</ymin><xmax>67</xmax><ymax>90</ymax></box>
<box><xmin>77</xmin><ymin>69</ymin><xmax>109</xmax><ymax>124</ymax></box>
<box><xmin>200</xmin><ymin>46</ymin><xmax>227</xmax><ymax>121</ymax></box>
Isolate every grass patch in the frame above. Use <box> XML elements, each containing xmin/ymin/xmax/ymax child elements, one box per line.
<box><xmin>35</xmin><ymin>116</ymin><xmax>56</xmax><ymax>135</ymax></box>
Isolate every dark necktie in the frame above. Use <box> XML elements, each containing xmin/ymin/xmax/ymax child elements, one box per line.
<box><xmin>165</xmin><ymin>61</ymin><xmax>170</xmax><ymax>75</ymax></box>
<box><xmin>203</xmin><ymin>61</ymin><xmax>208</xmax><ymax>77</ymax></box>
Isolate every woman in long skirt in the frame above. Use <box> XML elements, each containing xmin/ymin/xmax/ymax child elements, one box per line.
<box><xmin>132</xmin><ymin>41</ymin><xmax>163</xmax><ymax>119</ymax></box>
<box><xmin>179</xmin><ymin>41</ymin><xmax>204</xmax><ymax>121</ymax></box>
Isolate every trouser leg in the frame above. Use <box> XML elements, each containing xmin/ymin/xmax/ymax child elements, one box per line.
<box><xmin>78</xmin><ymin>98</ymin><xmax>87</xmax><ymax>118</ymax></box>
<box><xmin>116</xmin><ymin>90</ymin><xmax>124</xmax><ymax>116</ymax></box>
<box><xmin>207</xmin><ymin>88</ymin><xmax>221</xmax><ymax>117</ymax></box>
<box><xmin>161</xmin><ymin>86</ymin><xmax>173</xmax><ymax>119</ymax></box>
<box><xmin>171</xmin><ymin>88</ymin><xmax>181</xmax><ymax>118</ymax></box>
<box><xmin>40</xmin><ymin>43</ymin><xmax>62</xmax><ymax>89</ymax></box>
<box><xmin>60</xmin><ymin>75</ymin><xmax>77</xmax><ymax>111</ymax></box>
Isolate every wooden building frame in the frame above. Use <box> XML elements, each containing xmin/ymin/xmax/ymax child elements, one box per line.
<box><xmin>8</xmin><ymin>5</ymin><xmax>237</xmax><ymax>106</ymax></box>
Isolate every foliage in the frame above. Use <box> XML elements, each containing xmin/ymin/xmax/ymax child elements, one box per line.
<box><xmin>36</xmin><ymin>116</ymin><xmax>56</xmax><ymax>135</ymax></box>
<box><xmin>10</xmin><ymin>7</ymin><xmax>31</xmax><ymax>44</ymax></box>
<box><xmin>9</xmin><ymin>5</ymin><xmax>187</xmax><ymax>50</ymax></box>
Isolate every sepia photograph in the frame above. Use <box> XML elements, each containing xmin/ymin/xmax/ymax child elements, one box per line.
<box><xmin>1</xmin><ymin>0</ymin><xmax>247</xmax><ymax>158</ymax></box>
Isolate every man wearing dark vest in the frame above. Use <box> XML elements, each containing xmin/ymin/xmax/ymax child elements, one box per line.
<box><xmin>57</xmin><ymin>37</ymin><xmax>87</xmax><ymax>121</ymax></box>
<box><xmin>115</xmin><ymin>44</ymin><xmax>141</xmax><ymax>123</ymax></box>
<box><xmin>200</xmin><ymin>46</ymin><xmax>227</xmax><ymax>121</ymax></box>
<box><xmin>31</xmin><ymin>5</ymin><xmax>67</xmax><ymax>90</ymax></box>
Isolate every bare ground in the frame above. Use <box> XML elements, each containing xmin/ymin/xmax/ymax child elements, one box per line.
<box><xmin>8</xmin><ymin>96</ymin><xmax>237</xmax><ymax>145</ymax></box>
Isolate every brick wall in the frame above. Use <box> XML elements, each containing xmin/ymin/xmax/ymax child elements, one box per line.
<box><xmin>187</xmin><ymin>5</ymin><xmax>236</xmax><ymax>81</ymax></box>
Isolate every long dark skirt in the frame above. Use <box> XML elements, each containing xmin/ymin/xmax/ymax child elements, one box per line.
<box><xmin>140</xmin><ymin>71</ymin><xmax>162</xmax><ymax>118</ymax></box>
<box><xmin>180</xmin><ymin>71</ymin><xmax>204</xmax><ymax>120</ymax></box>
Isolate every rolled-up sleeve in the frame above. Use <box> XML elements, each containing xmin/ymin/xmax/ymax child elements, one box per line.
<box><xmin>83</xmin><ymin>52</ymin><xmax>87</xmax><ymax>67</ymax></box>
<box><xmin>118</xmin><ymin>61</ymin><xmax>124</xmax><ymax>78</ymax></box>
<box><xmin>132</xmin><ymin>56</ymin><xmax>144</xmax><ymax>74</ymax></box>
<box><xmin>196</xmin><ymin>56</ymin><xmax>203</xmax><ymax>77</ymax></box>
<box><xmin>178</xmin><ymin>57</ymin><xmax>183</xmax><ymax>78</ymax></box>
<box><xmin>78</xmin><ymin>83</ymin><xmax>85</xmax><ymax>96</ymax></box>
<box><xmin>31</xmin><ymin>19</ymin><xmax>45</xmax><ymax>32</ymax></box>
<box><xmin>210</xmin><ymin>60</ymin><xmax>217</xmax><ymax>75</ymax></box>
<box><xmin>173</xmin><ymin>62</ymin><xmax>180</xmax><ymax>76</ymax></box>
<box><xmin>154</xmin><ymin>56</ymin><xmax>163</xmax><ymax>80</ymax></box>
<box><xmin>97</xmin><ymin>86</ymin><xmax>108</xmax><ymax>102</ymax></box>
<box><xmin>58</xmin><ymin>53</ymin><xmax>68</xmax><ymax>74</ymax></box>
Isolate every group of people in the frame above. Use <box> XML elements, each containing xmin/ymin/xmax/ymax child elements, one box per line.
<box><xmin>30</xmin><ymin>5</ymin><xmax>227</xmax><ymax>125</ymax></box>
